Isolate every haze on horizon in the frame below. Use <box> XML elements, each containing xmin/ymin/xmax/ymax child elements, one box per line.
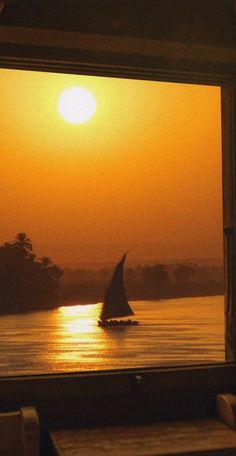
<box><xmin>1</xmin><ymin>69</ymin><xmax>223</xmax><ymax>266</ymax></box>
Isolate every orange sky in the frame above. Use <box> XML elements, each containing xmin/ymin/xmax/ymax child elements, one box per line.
<box><xmin>1</xmin><ymin>69</ymin><xmax>222</xmax><ymax>265</ymax></box>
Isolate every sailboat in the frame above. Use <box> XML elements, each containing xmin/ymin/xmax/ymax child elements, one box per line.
<box><xmin>98</xmin><ymin>252</ymin><xmax>139</xmax><ymax>327</ymax></box>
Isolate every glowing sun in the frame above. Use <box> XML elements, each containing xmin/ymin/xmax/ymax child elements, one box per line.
<box><xmin>58</xmin><ymin>86</ymin><xmax>97</xmax><ymax>124</ymax></box>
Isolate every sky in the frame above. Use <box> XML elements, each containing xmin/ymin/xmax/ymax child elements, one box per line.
<box><xmin>1</xmin><ymin>69</ymin><xmax>223</xmax><ymax>266</ymax></box>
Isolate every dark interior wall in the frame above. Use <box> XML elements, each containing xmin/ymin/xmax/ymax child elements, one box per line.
<box><xmin>1</xmin><ymin>0</ymin><xmax>236</xmax><ymax>48</ymax></box>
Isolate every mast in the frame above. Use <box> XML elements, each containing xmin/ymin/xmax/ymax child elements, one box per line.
<box><xmin>99</xmin><ymin>252</ymin><xmax>134</xmax><ymax>321</ymax></box>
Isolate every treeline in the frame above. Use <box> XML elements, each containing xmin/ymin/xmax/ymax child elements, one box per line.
<box><xmin>60</xmin><ymin>262</ymin><xmax>224</xmax><ymax>303</ymax></box>
<box><xmin>0</xmin><ymin>234</ymin><xmax>223</xmax><ymax>314</ymax></box>
<box><xmin>0</xmin><ymin>233</ymin><xmax>63</xmax><ymax>314</ymax></box>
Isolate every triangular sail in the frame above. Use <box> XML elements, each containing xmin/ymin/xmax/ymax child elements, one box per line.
<box><xmin>99</xmin><ymin>252</ymin><xmax>134</xmax><ymax>321</ymax></box>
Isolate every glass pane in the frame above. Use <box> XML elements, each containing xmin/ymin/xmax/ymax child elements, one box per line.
<box><xmin>0</xmin><ymin>68</ymin><xmax>223</xmax><ymax>375</ymax></box>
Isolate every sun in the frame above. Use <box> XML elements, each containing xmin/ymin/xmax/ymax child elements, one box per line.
<box><xmin>58</xmin><ymin>86</ymin><xmax>97</xmax><ymax>124</ymax></box>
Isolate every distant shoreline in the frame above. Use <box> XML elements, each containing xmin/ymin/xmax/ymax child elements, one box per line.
<box><xmin>58</xmin><ymin>291</ymin><xmax>224</xmax><ymax>308</ymax></box>
<box><xmin>0</xmin><ymin>292</ymin><xmax>224</xmax><ymax>316</ymax></box>
<box><xmin>0</xmin><ymin>236</ymin><xmax>223</xmax><ymax>316</ymax></box>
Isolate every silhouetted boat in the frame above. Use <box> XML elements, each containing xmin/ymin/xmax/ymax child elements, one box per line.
<box><xmin>98</xmin><ymin>252</ymin><xmax>139</xmax><ymax>327</ymax></box>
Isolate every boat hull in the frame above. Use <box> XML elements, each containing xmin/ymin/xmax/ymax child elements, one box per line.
<box><xmin>98</xmin><ymin>319</ymin><xmax>139</xmax><ymax>327</ymax></box>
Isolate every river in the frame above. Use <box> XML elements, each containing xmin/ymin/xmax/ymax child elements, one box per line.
<box><xmin>0</xmin><ymin>295</ymin><xmax>225</xmax><ymax>376</ymax></box>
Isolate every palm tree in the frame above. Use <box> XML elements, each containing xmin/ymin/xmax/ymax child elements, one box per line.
<box><xmin>13</xmin><ymin>233</ymin><xmax>33</xmax><ymax>252</ymax></box>
<box><xmin>1</xmin><ymin>242</ymin><xmax>13</xmax><ymax>253</ymax></box>
<box><xmin>40</xmin><ymin>257</ymin><xmax>63</xmax><ymax>282</ymax></box>
<box><xmin>0</xmin><ymin>242</ymin><xmax>14</xmax><ymax>266</ymax></box>
<box><xmin>49</xmin><ymin>264</ymin><xmax>63</xmax><ymax>282</ymax></box>
<box><xmin>0</xmin><ymin>234</ymin><xmax>64</xmax><ymax>311</ymax></box>
<box><xmin>40</xmin><ymin>257</ymin><xmax>52</xmax><ymax>269</ymax></box>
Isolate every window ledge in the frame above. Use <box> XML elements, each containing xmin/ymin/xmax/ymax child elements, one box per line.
<box><xmin>50</xmin><ymin>418</ymin><xmax>236</xmax><ymax>456</ymax></box>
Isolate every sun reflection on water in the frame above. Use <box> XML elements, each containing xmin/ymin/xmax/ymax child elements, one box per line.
<box><xmin>38</xmin><ymin>297</ymin><xmax>225</xmax><ymax>373</ymax></box>
<box><xmin>53</xmin><ymin>302</ymin><xmax>136</xmax><ymax>369</ymax></box>
<box><xmin>53</xmin><ymin>303</ymin><xmax>110</xmax><ymax>368</ymax></box>
<box><xmin>0</xmin><ymin>297</ymin><xmax>225</xmax><ymax>375</ymax></box>
<box><xmin>58</xmin><ymin>303</ymin><xmax>101</xmax><ymax>334</ymax></box>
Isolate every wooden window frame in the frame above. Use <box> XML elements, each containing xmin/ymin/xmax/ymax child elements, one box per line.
<box><xmin>0</xmin><ymin>29</ymin><xmax>236</xmax><ymax>427</ymax></box>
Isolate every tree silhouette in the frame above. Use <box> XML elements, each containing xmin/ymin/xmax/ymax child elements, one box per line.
<box><xmin>174</xmin><ymin>263</ymin><xmax>196</xmax><ymax>282</ymax></box>
<box><xmin>141</xmin><ymin>264</ymin><xmax>169</xmax><ymax>298</ymax></box>
<box><xmin>49</xmin><ymin>264</ymin><xmax>63</xmax><ymax>283</ymax></box>
<box><xmin>40</xmin><ymin>256</ymin><xmax>52</xmax><ymax>268</ymax></box>
<box><xmin>0</xmin><ymin>234</ymin><xmax>63</xmax><ymax>314</ymax></box>
<box><xmin>13</xmin><ymin>233</ymin><xmax>33</xmax><ymax>251</ymax></box>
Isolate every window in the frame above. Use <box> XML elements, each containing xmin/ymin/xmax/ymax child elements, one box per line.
<box><xmin>0</xmin><ymin>67</ymin><xmax>225</xmax><ymax>376</ymax></box>
<box><xmin>0</xmin><ymin>15</ymin><xmax>236</xmax><ymax>428</ymax></box>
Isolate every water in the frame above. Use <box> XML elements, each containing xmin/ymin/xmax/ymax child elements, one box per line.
<box><xmin>0</xmin><ymin>296</ymin><xmax>224</xmax><ymax>376</ymax></box>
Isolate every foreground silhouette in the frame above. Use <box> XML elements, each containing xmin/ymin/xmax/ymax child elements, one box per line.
<box><xmin>0</xmin><ymin>233</ymin><xmax>63</xmax><ymax>314</ymax></box>
<box><xmin>98</xmin><ymin>252</ymin><xmax>139</xmax><ymax>327</ymax></box>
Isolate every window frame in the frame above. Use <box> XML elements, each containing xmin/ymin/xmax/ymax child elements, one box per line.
<box><xmin>0</xmin><ymin>27</ymin><xmax>236</xmax><ymax>426</ymax></box>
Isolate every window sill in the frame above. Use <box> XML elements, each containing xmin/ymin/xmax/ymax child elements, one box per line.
<box><xmin>50</xmin><ymin>418</ymin><xmax>236</xmax><ymax>456</ymax></box>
